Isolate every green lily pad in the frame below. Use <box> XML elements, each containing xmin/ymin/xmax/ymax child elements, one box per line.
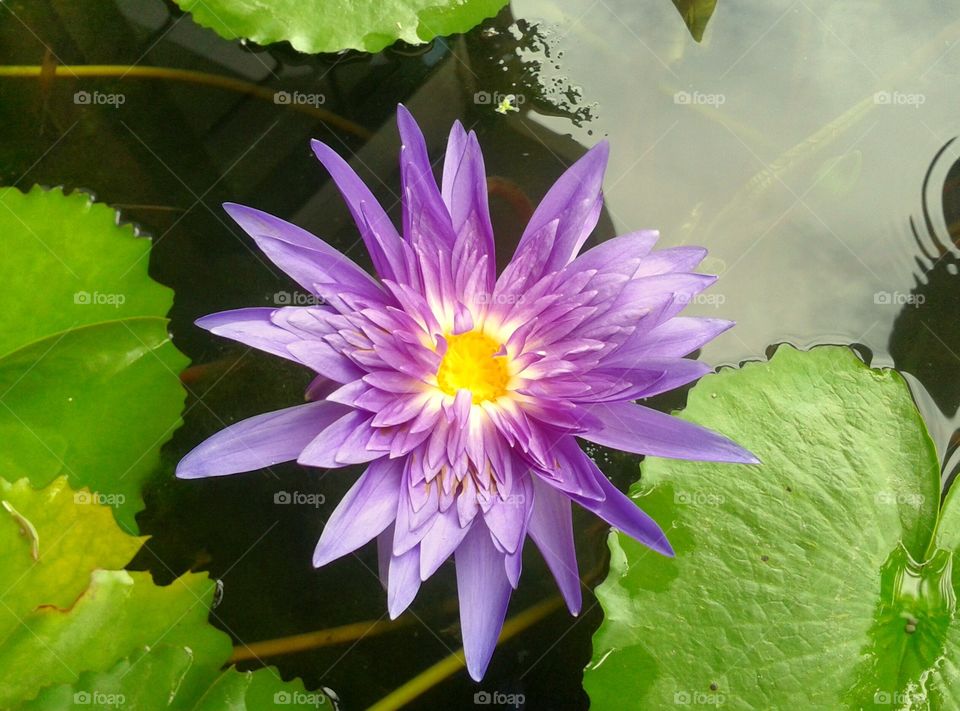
<box><xmin>172</xmin><ymin>0</ymin><xmax>509</xmax><ymax>54</ymax></box>
<box><xmin>671</xmin><ymin>0</ymin><xmax>718</xmax><ymax>42</ymax></box>
<box><xmin>0</xmin><ymin>186</ymin><xmax>187</xmax><ymax>533</ymax></box>
<box><xmin>584</xmin><ymin>345</ymin><xmax>960</xmax><ymax>709</ymax></box>
<box><xmin>1</xmin><ymin>476</ymin><xmax>326</xmax><ymax>709</ymax></box>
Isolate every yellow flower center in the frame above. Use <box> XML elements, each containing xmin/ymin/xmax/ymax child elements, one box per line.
<box><xmin>436</xmin><ymin>331</ymin><xmax>509</xmax><ymax>403</ymax></box>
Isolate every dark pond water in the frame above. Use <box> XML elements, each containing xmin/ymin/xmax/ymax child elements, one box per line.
<box><xmin>2</xmin><ymin>1</ymin><xmax>959</xmax><ymax>708</ymax></box>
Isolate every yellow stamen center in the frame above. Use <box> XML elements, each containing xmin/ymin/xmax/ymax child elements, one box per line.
<box><xmin>436</xmin><ymin>331</ymin><xmax>509</xmax><ymax>403</ymax></box>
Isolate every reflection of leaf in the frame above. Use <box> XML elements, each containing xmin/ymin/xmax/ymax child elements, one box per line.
<box><xmin>671</xmin><ymin>0</ymin><xmax>718</xmax><ymax>42</ymax></box>
<box><xmin>0</xmin><ymin>476</ymin><xmax>326</xmax><ymax>709</ymax></box>
<box><xmin>173</xmin><ymin>0</ymin><xmax>509</xmax><ymax>54</ymax></box>
<box><xmin>583</xmin><ymin>346</ymin><xmax>960</xmax><ymax>708</ymax></box>
<box><xmin>0</xmin><ymin>187</ymin><xmax>187</xmax><ymax>533</ymax></box>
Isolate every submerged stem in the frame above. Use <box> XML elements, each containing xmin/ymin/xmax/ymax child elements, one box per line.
<box><xmin>229</xmin><ymin>615</ymin><xmax>414</xmax><ymax>663</ymax></box>
<box><xmin>366</xmin><ymin>595</ymin><xmax>564</xmax><ymax>711</ymax></box>
<box><xmin>0</xmin><ymin>64</ymin><xmax>371</xmax><ymax>139</ymax></box>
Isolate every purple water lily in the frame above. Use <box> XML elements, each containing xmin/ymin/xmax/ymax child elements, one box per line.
<box><xmin>177</xmin><ymin>106</ymin><xmax>756</xmax><ymax>680</ymax></box>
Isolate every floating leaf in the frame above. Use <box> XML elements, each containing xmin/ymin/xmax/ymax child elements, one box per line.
<box><xmin>172</xmin><ymin>0</ymin><xmax>509</xmax><ymax>54</ymax></box>
<box><xmin>584</xmin><ymin>346</ymin><xmax>960</xmax><ymax>709</ymax></box>
<box><xmin>0</xmin><ymin>187</ymin><xmax>187</xmax><ymax>532</ymax></box>
<box><xmin>0</xmin><ymin>476</ymin><xmax>326</xmax><ymax>709</ymax></box>
<box><xmin>671</xmin><ymin>0</ymin><xmax>718</xmax><ymax>42</ymax></box>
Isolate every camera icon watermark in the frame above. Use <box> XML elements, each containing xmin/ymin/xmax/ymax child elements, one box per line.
<box><xmin>673</xmin><ymin>689</ymin><xmax>726</xmax><ymax>706</ymax></box>
<box><xmin>473</xmin><ymin>91</ymin><xmax>526</xmax><ymax>114</ymax></box>
<box><xmin>674</xmin><ymin>490</ymin><xmax>725</xmax><ymax>506</ymax></box>
<box><xmin>873</xmin><ymin>291</ymin><xmax>924</xmax><ymax>307</ymax></box>
<box><xmin>274</xmin><ymin>491</ymin><xmax>326</xmax><ymax>508</ymax></box>
<box><xmin>474</xmin><ymin>292</ymin><xmax>525</xmax><ymax>305</ymax></box>
<box><xmin>272</xmin><ymin>290</ymin><xmax>324</xmax><ymax>306</ymax></box>
<box><xmin>74</xmin><ymin>491</ymin><xmax>126</xmax><ymax>507</ymax></box>
<box><xmin>273</xmin><ymin>690</ymin><xmax>326</xmax><ymax>706</ymax></box>
<box><xmin>74</xmin><ymin>290</ymin><xmax>127</xmax><ymax>308</ymax></box>
<box><xmin>73</xmin><ymin>690</ymin><xmax>125</xmax><ymax>707</ymax></box>
<box><xmin>677</xmin><ymin>292</ymin><xmax>726</xmax><ymax>308</ymax></box>
<box><xmin>74</xmin><ymin>90</ymin><xmax>126</xmax><ymax>108</ymax></box>
<box><xmin>674</xmin><ymin>90</ymin><xmax>726</xmax><ymax>107</ymax></box>
<box><xmin>874</xmin><ymin>690</ymin><xmax>920</xmax><ymax>705</ymax></box>
<box><xmin>875</xmin><ymin>491</ymin><xmax>925</xmax><ymax>506</ymax></box>
<box><xmin>274</xmin><ymin>91</ymin><xmax>326</xmax><ymax>107</ymax></box>
<box><xmin>473</xmin><ymin>690</ymin><xmax>525</xmax><ymax>708</ymax></box>
<box><xmin>874</xmin><ymin>90</ymin><xmax>926</xmax><ymax>108</ymax></box>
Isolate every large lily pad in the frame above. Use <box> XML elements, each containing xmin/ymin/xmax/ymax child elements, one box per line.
<box><xmin>584</xmin><ymin>345</ymin><xmax>960</xmax><ymax>709</ymax></box>
<box><xmin>0</xmin><ymin>476</ymin><xmax>326</xmax><ymax>709</ymax></box>
<box><xmin>173</xmin><ymin>0</ymin><xmax>509</xmax><ymax>54</ymax></box>
<box><xmin>0</xmin><ymin>187</ymin><xmax>187</xmax><ymax>532</ymax></box>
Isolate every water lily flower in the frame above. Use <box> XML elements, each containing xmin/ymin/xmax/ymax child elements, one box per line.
<box><xmin>177</xmin><ymin>106</ymin><xmax>757</xmax><ymax>680</ymax></box>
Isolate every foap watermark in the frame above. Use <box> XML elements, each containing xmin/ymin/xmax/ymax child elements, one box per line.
<box><xmin>875</xmin><ymin>491</ymin><xmax>925</xmax><ymax>506</ymax></box>
<box><xmin>674</xmin><ymin>90</ymin><xmax>726</xmax><ymax>107</ymax></box>
<box><xmin>273</xmin><ymin>690</ymin><xmax>327</xmax><ymax>706</ymax></box>
<box><xmin>74</xmin><ymin>90</ymin><xmax>126</xmax><ymax>108</ymax></box>
<box><xmin>874</xmin><ymin>90</ymin><xmax>926</xmax><ymax>108</ymax></box>
<box><xmin>74</xmin><ymin>491</ymin><xmax>126</xmax><ymax>507</ymax></box>
<box><xmin>74</xmin><ymin>290</ymin><xmax>126</xmax><ymax>307</ymax></box>
<box><xmin>474</xmin><ymin>292</ymin><xmax>525</xmax><ymax>305</ymax></box>
<box><xmin>73</xmin><ymin>691</ymin><xmax>125</xmax><ymax>707</ymax></box>
<box><xmin>673</xmin><ymin>690</ymin><xmax>726</xmax><ymax>706</ymax></box>
<box><xmin>474</xmin><ymin>91</ymin><xmax>526</xmax><ymax>114</ymax></box>
<box><xmin>873</xmin><ymin>291</ymin><xmax>924</xmax><ymax>307</ymax></box>
<box><xmin>274</xmin><ymin>491</ymin><xmax>326</xmax><ymax>508</ymax></box>
<box><xmin>274</xmin><ymin>90</ymin><xmax>326</xmax><ymax>107</ymax></box>
<box><xmin>272</xmin><ymin>290</ymin><xmax>324</xmax><ymax>306</ymax></box>
<box><xmin>677</xmin><ymin>293</ymin><xmax>726</xmax><ymax>308</ymax></box>
<box><xmin>874</xmin><ymin>690</ymin><xmax>923</xmax><ymax>705</ymax></box>
<box><xmin>674</xmin><ymin>490</ymin><xmax>725</xmax><ymax>506</ymax></box>
<box><xmin>473</xmin><ymin>690</ymin><xmax>525</xmax><ymax>708</ymax></box>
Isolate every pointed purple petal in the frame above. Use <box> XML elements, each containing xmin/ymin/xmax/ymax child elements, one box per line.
<box><xmin>632</xmin><ymin>246</ymin><xmax>707</xmax><ymax>277</ymax></box>
<box><xmin>610</xmin><ymin>317</ymin><xmax>734</xmax><ymax>362</ymax></box>
<box><xmin>309</xmin><ymin>141</ymin><xmax>407</xmax><ymax>282</ymax></box>
<box><xmin>528</xmin><ymin>478</ymin><xmax>582</xmax><ymax>614</ymax></box>
<box><xmin>387</xmin><ymin>545</ymin><xmax>422</xmax><ymax>618</ymax></box>
<box><xmin>297</xmin><ymin>410</ymin><xmax>382</xmax><ymax>468</ymax></box>
<box><xmin>483</xmin><ymin>476</ymin><xmax>533</xmax><ymax>554</ymax></box>
<box><xmin>195</xmin><ymin>308</ymin><xmax>299</xmax><ymax>362</ymax></box>
<box><xmin>286</xmin><ymin>340</ymin><xmax>365</xmax><ymax>383</ymax></box>
<box><xmin>305</xmin><ymin>375</ymin><xmax>338</xmax><ymax>401</ymax></box>
<box><xmin>456</xmin><ymin>524</ymin><xmax>513</xmax><ymax>681</ymax></box>
<box><xmin>535</xmin><ymin>437</ymin><xmax>605</xmax><ymax>501</ymax></box>
<box><xmin>223</xmin><ymin>203</ymin><xmax>385</xmax><ymax>304</ymax></box>
<box><xmin>442</xmin><ymin>124</ymin><xmax>496</xmax><ymax>290</ymax></box>
<box><xmin>505</xmin><ymin>541</ymin><xmax>524</xmax><ymax>589</ymax></box>
<box><xmin>313</xmin><ymin>458</ymin><xmax>403</xmax><ymax>567</ymax></box>
<box><xmin>570</xmin><ymin>465</ymin><xmax>674</xmax><ymax>557</ymax></box>
<box><xmin>567</xmin><ymin>230</ymin><xmax>660</xmax><ymax>273</ymax></box>
<box><xmin>396</xmin><ymin>105</ymin><xmax>456</xmax><ymax>250</ymax></box>
<box><xmin>524</xmin><ymin>142</ymin><xmax>608</xmax><ymax>261</ymax></box>
<box><xmin>580</xmin><ymin>402</ymin><xmax>759</xmax><ymax>464</ymax></box>
<box><xmin>377</xmin><ymin>524</ymin><xmax>393</xmax><ymax>588</ymax></box>
<box><xmin>578</xmin><ymin>358</ymin><xmax>712</xmax><ymax>402</ymax></box>
<box><xmin>498</xmin><ymin>142</ymin><xmax>609</xmax><ymax>292</ymax></box>
<box><xmin>177</xmin><ymin>401</ymin><xmax>347</xmax><ymax>479</ymax></box>
<box><xmin>419</xmin><ymin>506</ymin><xmax>470</xmax><ymax>580</ymax></box>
